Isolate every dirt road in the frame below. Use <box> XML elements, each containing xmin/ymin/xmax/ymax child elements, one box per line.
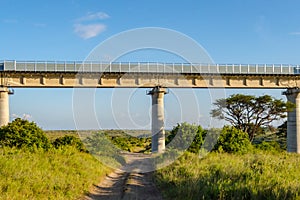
<box><xmin>84</xmin><ymin>153</ymin><xmax>163</xmax><ymax>200</ymax></box>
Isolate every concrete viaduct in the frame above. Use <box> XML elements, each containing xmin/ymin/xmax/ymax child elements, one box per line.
<box><xmin>1</xmin><ymin>60</ymin><xmax>300</xmax><ymax>153</ymax></box>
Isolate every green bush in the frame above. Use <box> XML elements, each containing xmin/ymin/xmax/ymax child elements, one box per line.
<box><xmin>167</xmin><ymin>122</ymin><xmax>206</xmax><ymax>153</ymax></box>
<box><xmin>84</xmin><ymin>132</ymin><xmax>126</xmax><ymax>167</ymax></box>
<box><xmin>213</xmin><ymin>126</ymin><xmax>252</xmax><ymax>154</ymax></box>
<box><xmin>0</xmin><ymin>118</ymin><xmax>50</xmax><ymax>150</ymax></box>
<box><xmin>255</xmin><ymin>141</ymin><xmax>283</xmax><ymax>152</ymax></box>
<box><xmin>52</xmin><ymin>135</ymin><xmax>86</xmax><ymax>152</ymax></box>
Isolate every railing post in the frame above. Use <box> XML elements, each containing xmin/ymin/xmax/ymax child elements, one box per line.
<box><xmin>273</xmin><ymin>64</ymin><xmax>275</xmax><ymax>73</ymax></box>
<box><xmin>129</xmin><ymin>62</ymin><xmax>131</xmax><ymax>73</ymax></box>
<box><xmin>264</xmin><ymin>64</ymin><xmax>267</xmax><ymax>74</ymax></box>
<box><xmin>280</xmin><ymin>64</ymin><xmax>283</xmax><ymax>74</ymax></box>
<box><xmin>208</xmin><ymin>63</ymin><xmax>211</xmax><ymax>73</ymax></box>
<box><xmin>172</xmin><ymin>63</ymin><xmax>174</xmax><ymax>73</ymax></box>
<box><xmin>64</xmin><ymin>61</ymin><xmax>67</xmax><ymax>72</ymax></box>
<box><xmin>199</xmin><ymin>63</ymin><xmax>202</xmax><ymax>73</ymax></box>
<box><xmin>13</xmin><ymin>60</ymin><xmax>16</xmax><ymax>71</ymax></box>
<box><xmin>147</xmin><ymin>62</ymin><xmax>149</xmax><ymax>73</ymax></box>
<box><xmin>247</xmin><ymin>64</ymin><xmax>250</xmax><ymax>73</ymax></box>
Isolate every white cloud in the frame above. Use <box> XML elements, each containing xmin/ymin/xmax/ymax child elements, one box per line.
<box><xmin>74</xmin><ymin>23</ymin><xmax>106</xmax><ymax>39</ymax></box>
<box><xmin>77</xmin><ymin>12</ymin><xmax>110</xmax><ymax>22</ymax></box>
<box><xmin>74</xmin><ymin>11</ymin><xmax>109</xmax><ymax>39</ymax></box>
<box><xmin>12</xmin><ymin>113</ymin><xmax>32</xmax><ymax>120</ymax></box>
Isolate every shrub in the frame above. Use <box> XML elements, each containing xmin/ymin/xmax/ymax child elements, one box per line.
<box><xmin>167</xmin><ymin>123</ymin><xmax>206</xmax><ymax>153</ymax></box>
<box><xmin>255</xmin><ymin>141</ymin><xmax>283</xmax><ymax>152</ymax></box>
<box><xmin>84</xmin><ymin>132</ymin><xmax>126</xmax><ymax>167</ymax></box>
<box><xmin>213</xmin><ymin>126</ymin><xmax>252</xmax><ymax>153</ymax></box>
<box><xmin>0</xmin><ymin>118</ymin><xmax>50</xmax><ymax>149</ymax></box>
<box><xmin>52</xmin><ymin>135</ymin><xmax>87</xmax><ymax>152</ymax></box>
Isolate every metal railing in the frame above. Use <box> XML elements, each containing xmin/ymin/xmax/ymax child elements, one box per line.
<box><xmin>0</xmin><ymin>60</ymin><xmax>299</xmax><ymax>75</ymax></box>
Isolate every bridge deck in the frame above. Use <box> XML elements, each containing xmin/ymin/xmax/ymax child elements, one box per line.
<box><xmin>1</xmin><ymin>61</ymin><xmax>300</xmax><ymax>75</ymax></box>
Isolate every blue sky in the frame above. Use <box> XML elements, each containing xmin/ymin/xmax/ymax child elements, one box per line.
<box><xmin>1</xmin><ymin>0</ymin><xmax>300</xmax><ymax>130</ymax></box>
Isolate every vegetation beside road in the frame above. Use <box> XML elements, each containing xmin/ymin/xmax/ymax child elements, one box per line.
<box><xmin>154</xmin><ymin>93</ymin><xmax>296</xmax><ymax>200</ymax></box>
<box><xmin>0</xmin><ymin>147</ymin><xmax>110</xmax><ymax>200</ymax></box>
<box><xmin>155</xmin><ymin>151</ymin><xmax>300</xmax><ymax>200</ymax></box>
<box><xmin>0</xmin><ymin>119</ymin><xmax>111</xmax><ymax>200</ymax></box>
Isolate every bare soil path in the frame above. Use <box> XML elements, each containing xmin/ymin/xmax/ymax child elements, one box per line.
<box><xmin>84</xmin><ymin>153</ymin><xmax>163</xmax><ymax>200</ymax></box>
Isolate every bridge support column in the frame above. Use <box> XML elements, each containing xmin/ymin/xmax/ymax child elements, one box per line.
<box><xmin>0</xmin><ymin>87</ymin><xmax>11</xmax><ymax>127</ymax></box>
<box><xmin>283</xmin><ymin>88</ymin><xmax>300</xmax><ymax>153</ymax></box>
<box><xmin>147</xmin><ymin>86</ymin><xmax>167</xmax><ymax>153</ymax></box>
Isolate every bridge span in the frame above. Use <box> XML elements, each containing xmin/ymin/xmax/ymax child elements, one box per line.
<box><xmin>1</xmin><ymin>60</ymin><xmax>300</xmax><ymax>153</ymax></box>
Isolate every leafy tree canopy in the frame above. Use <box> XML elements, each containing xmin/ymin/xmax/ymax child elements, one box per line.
<box><xmin>0</xmin><ymin>118</ymin><xmax>50</xmax><ymax>149</ymax></box>
<box><xmin>211</xmin><ymin>94</ymin><xmax>294</xmax><ymax>141</ymax></box>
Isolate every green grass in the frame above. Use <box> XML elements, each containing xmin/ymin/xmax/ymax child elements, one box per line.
<box><xmin>0</xmin><ymin>147</ymin><xmax>111</xmax><ymax>200</ymax></box>
<box><xmin>155</xmin><ymin>151</ymin><xmax>300</xmax><ymax>200</ymax></box>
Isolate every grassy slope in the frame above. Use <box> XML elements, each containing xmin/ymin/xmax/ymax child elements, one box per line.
<box><xmin>155</xmin><ymin>151</ymin><xmax>300</xmax><ymax>200</ymax></box>
<box><xmin>0</xmin><ymin>129</ymin><xmax>150</xmax><ymax>199</ymax></box>
<box><xmin>0</xmin><ymin>147</ymin><xmax>111</xmax><ymax>200</ymax></box>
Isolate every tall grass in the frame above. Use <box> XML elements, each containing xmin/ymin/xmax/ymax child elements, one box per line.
<box><xmin>0</xmin><ymin>147</ymin><xmax>111</xmax><ymax>200</ymax></box>
<box><xmin>155</xmin><ymin>151</ymin><xmax>300</xmax><ymax>200</ymax></box>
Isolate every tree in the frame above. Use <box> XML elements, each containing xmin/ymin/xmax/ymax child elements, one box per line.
<box><xmin>0</xmin><ymin>118</ymin><xmax>50</xmax><ymax>149</ymax></box>
<box><xmin>211</xmin><ymin>94</ymin><xmax>294</xmax><ymax>141</ymax></box>
<box><xmin>276</xmin><ymin>121</ymin><xmax>287</xmax><ymax>138</ymax></box>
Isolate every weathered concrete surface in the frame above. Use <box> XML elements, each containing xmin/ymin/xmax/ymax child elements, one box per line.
<box><xmin>284</xmin><ymin>88</ymin><xmax>300</xmax><ymax>153</ymax></box>
<box><xmin>4</xmin><ymin>72</ymin><xmax>300</xmax><ymax>88</ymax></box>
<box><xmin>0</xmin><ymin>87</ymin><xmax>9</xmax><ymax>126</ymax></box>
<box><xmin>148</xmin><ymin>87</ymin><xmax>167</xmax><ymax>153</ymax></box>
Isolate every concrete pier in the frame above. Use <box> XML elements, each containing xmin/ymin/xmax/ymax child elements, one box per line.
<box><xmin>0</xmin><ymin>87</ymin><xmax>11</xmax><ymax>127</ymax></box>
<box><xmin>283</xmin><ymin>88</ymin><xmax>300</xmax><ymax>153</ymax></box>
<box><xmin>147</xmin><ymin>86</ymin><xmax>167</xmax><ymax>153</ymax></box>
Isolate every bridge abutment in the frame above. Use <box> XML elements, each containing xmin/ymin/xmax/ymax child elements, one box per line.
<box><xmin>0</xmin><ymin>87</ymin><xmax>11</xmax><ymax>127</ymax></box>
<box><xmin>147</xmin><ymin>86</ymin><xmax>167</xmax><ymax>153</ymax></box>
<box><xmin>283</xmin><ymin>88</ymin><xmax>300</xmax><ymax>153</ymax></box>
